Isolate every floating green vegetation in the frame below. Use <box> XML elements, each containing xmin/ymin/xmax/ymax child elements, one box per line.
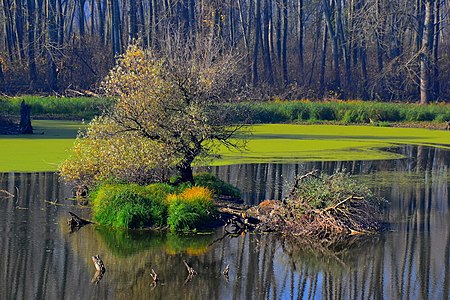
<box><xmin>214</xmin><ymin>124</ymin><xmax>450</xmax><ymax>165</ymax></box>
<box><xmin>0</xmin><ymin>120</ymin><xmax>84</xmax><ymax>172</ymax></box>
<box><xmin>1</xmin><ymin>121</ymin><xmax>450</xmax><ymax>172</ymax></box>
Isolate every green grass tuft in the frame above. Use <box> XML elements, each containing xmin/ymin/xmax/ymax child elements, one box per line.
<box><xmin>91</xmin><ymin>183</ymin><xmax>170</xmax><ymax>228</ymax></box>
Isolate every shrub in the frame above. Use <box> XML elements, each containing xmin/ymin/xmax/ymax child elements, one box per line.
<box><xmin>167</xmin><ymin>186</ymin><xmax>215</xmax><ymax>231</ymax></box>
<box><xmin>194</xmin><ymin>173</ymin><xmax>241</xmax><ymax>198</ymax></box>
<box><xmin>91</xmin><ymin>183</ymin><xmax>171</xmax><ymax>228</ymax></box>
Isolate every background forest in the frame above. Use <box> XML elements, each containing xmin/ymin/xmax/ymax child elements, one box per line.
<box><xmin>0</xmin><ymin>0</ymin><xmax>449</xmax><ymax>103</ymax></box>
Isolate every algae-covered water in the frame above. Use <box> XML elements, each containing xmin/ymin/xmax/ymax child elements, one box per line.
<box><xmin>1</xmin><ymin>120</ymin><xmax>450</xmax><ymax>172</ymax></box>
<box><xmin>0</xmin><ymin>145</ymin><xmax>448</xmax><ymax>299</ymax></box>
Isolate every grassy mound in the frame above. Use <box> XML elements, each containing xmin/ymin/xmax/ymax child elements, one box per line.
<box><xmin>90</xmin><ymin>177</ymin><xmax>231</xmax><ymax>231</ymax></box>
<box><xmin>91</xmin><ymin>183</ymin><xmax>174</xmax><ymax>229</ymax></box>
<box><xmin>262</xmin><ymin>171</ymin><xmax>384</xmax><ymax>241</ymax></box>
<box><xmin>167</xmin><ymin>187</ymin><xmax>216</xmax><ymax>231</ymax></box>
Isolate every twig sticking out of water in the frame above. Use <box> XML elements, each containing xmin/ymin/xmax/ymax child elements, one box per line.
<box><xmin>150</xmin><ymin>269</ymin><xmax>159</xmax><ymax>288</ymax></box>
<box><xmin>0</xmin><ymin>189</ymin><xmax>14</xmax><ymax>199</ymax></box>
<box><xmin>183</xmin><ymin>260</ymin><xmax>197</xmax><ymax>276</ymax></box>
<box><xmin>91</xmin><ymin>255</ymin><xmax>106</xmax><ymax>285</ymax></box>
<box><xmin>183</xmin><ymin>260</ymin><xmax>197</xmax><ymax>284</ymax></box>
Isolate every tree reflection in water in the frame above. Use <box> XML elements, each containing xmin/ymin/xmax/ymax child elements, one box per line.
<box><xmin>0</xmin><ymin>145</ymin><xmax>448</xmax><ymax>299</ymax></box>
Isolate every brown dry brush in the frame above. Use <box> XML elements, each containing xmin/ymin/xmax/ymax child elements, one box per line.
<box><xmin>263</xmin><ymin>170</ymin><xmax>384</xmax><ymax>242</ymax></box>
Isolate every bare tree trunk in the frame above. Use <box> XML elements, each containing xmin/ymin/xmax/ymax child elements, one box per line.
<box><xmin>26</xmin><ymin>0</ymin><xmax>36</xmax><ymax>82</ymax></box>
<box><xmin>420</xmin><ymin>0</ymin><xmax>434</xmax><ymax>104</ymax></box>
<box><xmin>13</xmin><ymin>0</ymin><xmax>25</xmax><ymax>61</ymax></box>
<box><xmin>78</xmin><ymin>0</ymin><xmax>86</xmax><ymax>36</ymax></box>
<box><xmin>57</xmin><ymin>0</ymin><xmax>65</xmax><ymax>46</ymax></box>
<box><xmin>320</xmin><ymin>22</ymin><xmax>328</xmax><ymax>93</ymax></box>
<box><xmin>262</xmin><ymin>0</ymin><xmax>274</xmax><ymax>85</ymax></box>
<box><xmin>297</xmin><ymin>0</ymin><xmax>304</xmax><ymax>78</ymax></box>
<box><xmin>432</xmin><ymin>0</ymin><xmax>440</xmax><ymax>99</ymax></box>
<box><xmin>48</xmin><ymin>0</ymin><xmax>58</xmax><ymax>90</ymax></box>
<box><xmin>252</xmin><ymin>0</ymin><xmax>262</xmax><ymax>86</ymax></box>
<box><xmin>323</xmin><ymin>0</ymin><xmax>340</xmax><ymax>90</ymax></box>
<box><xmin>97</xmin><ymin>0</ymin><xmax>106</xmax><ymax>44</ymax></box>
<box><xmin>111</xmin><ymin>0</ymin><xmax>120</xmax><ymax>56</ymax></box>
<box><xmin>129</xmin><ymin>0</ymin><xmax>138</xmax><ymax>41</ymax></box>
<box><xmin>281</xmin><ymin>0</ymin><xmax>288</xmax><ymax>85</ymax></box>
<box><xmin>90</xmin><ymin>0</ymin><xmax>95</xmax><ymax>35</ymax></box>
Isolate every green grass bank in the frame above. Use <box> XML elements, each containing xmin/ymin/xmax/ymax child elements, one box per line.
<box><xmin>2</xmin><ymin>96</ymin><xmax>449</xmax><ymax>124</ymax></box>
<box><xmin>0</xmin><ymin>95</ymin><xmax>113</xmax><ymax>119</ymax></box>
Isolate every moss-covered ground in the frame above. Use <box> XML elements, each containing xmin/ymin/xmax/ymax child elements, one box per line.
<box><xmin>1</xmin><ymin>120</ymin><xmax>449</xmax><ymax>172</ymax></box>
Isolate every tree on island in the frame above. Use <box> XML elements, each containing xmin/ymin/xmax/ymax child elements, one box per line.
<box><xmin>59</xmin><ymin>42</ymin><xmax>247</xmax><ymax>186</ymax></box>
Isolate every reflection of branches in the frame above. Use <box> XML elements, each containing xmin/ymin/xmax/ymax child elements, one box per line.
<box><xmin>280</xmin><ymin>235</ymin><xmax>382</xmax><ymax>273</ymax></box>
<box><xmin>0</xmin><ymin>189</ymin><xmax>14</xmax><ymax>199</ymax></box>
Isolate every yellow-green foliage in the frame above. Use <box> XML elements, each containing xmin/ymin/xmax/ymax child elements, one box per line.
<box><xmin>59</xmin><ymin>116</ymin><xmax>172</xmax><ymax>186</ymax></box>
<box><xmin>59</xmin><ymin>43</ymin><xmax>244</xmax><ymax>185</ymax></box>
<box><xmin>167</xmin><ymin>186</ymin><xmax>215</xmax><ymax>232</ymax></box>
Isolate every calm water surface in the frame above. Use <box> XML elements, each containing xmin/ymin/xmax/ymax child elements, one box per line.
<box><xmin>0</xmin><ymin>146</ymin><xmax>449</xmax><ymax>299</ymax></box>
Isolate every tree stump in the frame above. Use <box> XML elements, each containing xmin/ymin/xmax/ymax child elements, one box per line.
<box><xmin>20</xmin><ymin>100</ymin><xmax>33</xmax><ymax>134</ymax></box>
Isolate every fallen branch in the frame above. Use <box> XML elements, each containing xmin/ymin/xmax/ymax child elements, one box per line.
<box><xmin>324</xmin><ymin>196</ymin><xmax>364</xmax><ymax>212</ymax></box>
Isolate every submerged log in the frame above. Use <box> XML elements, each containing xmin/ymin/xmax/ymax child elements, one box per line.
<box><xmin>67</xmin><ymin>211</ymin><xmax>93</xmax><ymax>232</ymax></box>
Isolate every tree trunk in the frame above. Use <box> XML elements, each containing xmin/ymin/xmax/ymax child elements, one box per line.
<box><xmin>319</xmin><ymin>22</ymin><xmax>328</xmax><ymax>93</ymax></box>
<box><xmin>432</xmin><ymin>0</ymin><xmax>440</xmax><ymax>99</ymax></box>
<box><xmin>323</xmin><ymin>0</ymin><xmax>340</xmax><ymax>90</ymax></box>
<box><xmin>20</xmin><ymin>100</ymin><xmax>33</xmax><ymax>134</ymax></box>
<box><xmin>420</xmin><ymin>0</ymin><xmax>434</xmax><ymax>104</ymax></box>
<box><xmin>281</xmin><ymin>0</ymin><xmax>288</xmax><ymax>85</ymax></box>
<box><xmin>26</xmin><ymin>0</ymin><xmax>37</xmax><ymax>82</ymax></box>
<box><xmin>129</xmin><ymin>0</ymin><xmax>138</xmax><ymax>41</ymax></box>
<box><xmin>111</xmin><ymin>0</ymin><xmax>121</xmax><ymax>56</ymax></box>
<box><xmin>252</xmin><ymin>0</ymin><xmax>262</xmax><ymax>86</ymax></box>
<box><xmin>178</xmin><ymin>164</ymin><xmax>194</xmax><ymax>183</ymax></box>
<box><xmin>48</xmin><ymin>0</ymin><xmax>58</xmax><ymax>91</ymax></box>
<box><xmin>297</xmin><ymin>0</ymin><xmax>304</xmax><ymax>78</ymax></box>
<box><xmin>262</xmin><ymin>0</ymin><xmax>274</xmax><ymax>85</ymax></box>
<box><xmin>78</xmin><ymin>0</ymin><xmax>86</xmax><ymax>36</ymax></box>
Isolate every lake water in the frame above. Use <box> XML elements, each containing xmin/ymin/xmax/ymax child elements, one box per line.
<box><xmin>0</xmin><ymin>145</ymin><xmax>449</xmax><ymax>299</ymax></box>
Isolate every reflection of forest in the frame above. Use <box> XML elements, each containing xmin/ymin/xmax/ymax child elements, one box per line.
<box><xmin>0</xmin><ymin>146</ymin><xmax>448</xmax><ymax>299</ymax></box>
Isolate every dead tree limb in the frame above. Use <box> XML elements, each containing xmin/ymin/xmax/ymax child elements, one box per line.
<box><xmin>288</xmin><ymin>169</ymin><xmax>318</xmax><ymax>199</ymax></box>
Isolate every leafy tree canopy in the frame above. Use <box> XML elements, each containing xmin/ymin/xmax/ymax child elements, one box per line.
<box><xmin>60</xmin><ymin>43</ymin><xmax>247</xmax><ymax>186</ymax></box>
